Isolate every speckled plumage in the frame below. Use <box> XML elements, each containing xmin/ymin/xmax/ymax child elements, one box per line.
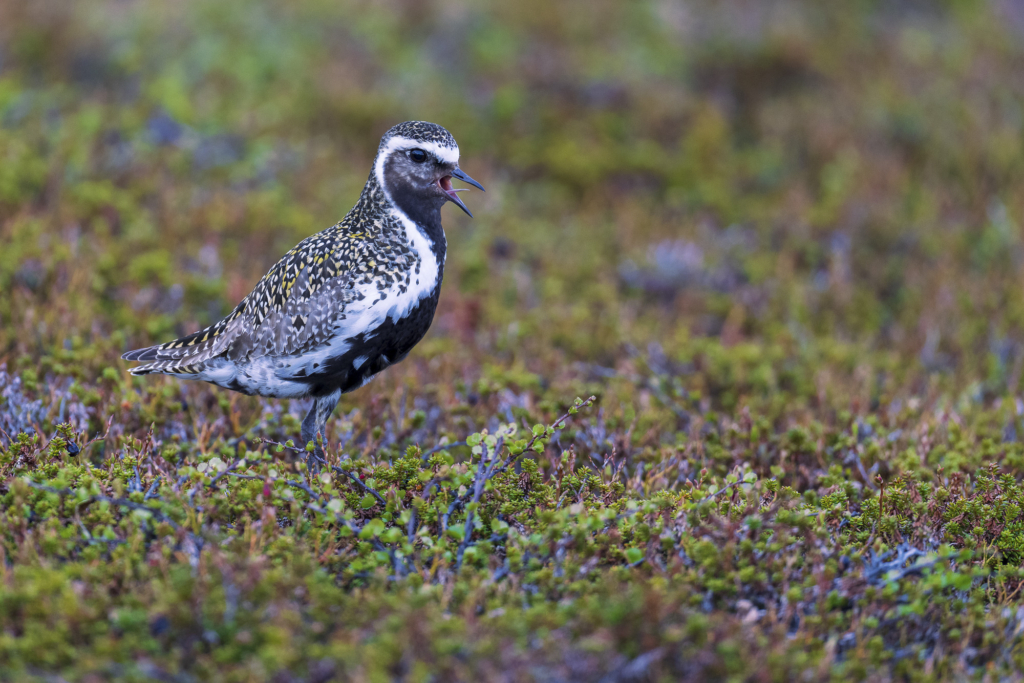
<box><xmin>122</xmin><ymin>121</ymin><xmax>478</xmax><ymax>412</ymax></box>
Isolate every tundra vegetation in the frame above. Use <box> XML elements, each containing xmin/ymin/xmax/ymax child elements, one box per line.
<box><xmin>3</xmin><ymin>1</ymin><xmax>1024</xmax><ymax>681</ymax></box>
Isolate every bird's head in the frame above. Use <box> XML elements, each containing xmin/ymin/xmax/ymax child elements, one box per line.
<box><xmin>374</xmin><ymin>121</ymin><xmax>484</xmax><ymax>220</ymax></box>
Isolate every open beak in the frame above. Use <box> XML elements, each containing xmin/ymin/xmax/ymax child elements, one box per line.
<box><xmin>439</xmin><ymin>168</ymin><xmax>485</xmax><ymax>217</ymax></box>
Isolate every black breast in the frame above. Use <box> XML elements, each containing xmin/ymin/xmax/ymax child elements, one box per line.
<box><xmin>300</xmin><ymin>268</ymin><xmax>443</xmax><ymax>398</ymax></box>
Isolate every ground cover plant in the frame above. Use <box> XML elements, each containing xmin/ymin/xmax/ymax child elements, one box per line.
<box><xmin>5</xmin><ymin>0</ymin><xmax>1024</xmax><ymax>680</ymax></box>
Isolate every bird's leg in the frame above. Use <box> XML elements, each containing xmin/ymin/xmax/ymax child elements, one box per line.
<box><xmin>300</xmin><ymin>402</ymin><xmax>319</xmax><ymax>464</ymax></box>
<box><xmin>301</xmin><ymin>390</ymin><xmax>341</xmax><ymax>472</ymax></box>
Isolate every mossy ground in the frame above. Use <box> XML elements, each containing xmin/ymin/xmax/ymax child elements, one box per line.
<box><xmin>4</xmin><ymin>1</ymin><xmax>1024</xmax><ymax>680</ymax></box>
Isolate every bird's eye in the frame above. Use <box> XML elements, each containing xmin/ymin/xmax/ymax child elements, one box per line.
<box><xmin>409</xmin><ymin>149</ymin><xmax>428</xmax><ymax>163</ymax></box>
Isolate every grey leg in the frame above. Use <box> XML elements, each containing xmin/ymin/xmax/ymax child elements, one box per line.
<box><xmin>300</xmin><ymin>390</ymin><xmax>341</xmax><ymax>470</ymax></box>
<box><xmin>300</xmin><ymin>402</ymin><xmax>319</xmax><ymax>456</ymax></box>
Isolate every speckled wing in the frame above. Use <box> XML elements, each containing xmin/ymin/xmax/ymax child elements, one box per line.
<box><xmin>230</xmin><ymin>239</ymin><xmax>360</xmax><ymax>360</ymax></box>
<box><xmin>122</xmin><ymin>229</ymin><xmax>358</xmax><ymax>376</ymax></box>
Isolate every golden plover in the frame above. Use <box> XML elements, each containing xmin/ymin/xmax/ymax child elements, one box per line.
<box><xmin>122</xmin><ymin>121</ymin><xmax>484</xmax><ymax>463</ymax></box>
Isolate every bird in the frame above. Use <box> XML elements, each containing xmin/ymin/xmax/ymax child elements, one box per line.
<box><xmin>122</xmin><ymin>121</ymin><xmax>484</xmax><ymax>464</ymax></box>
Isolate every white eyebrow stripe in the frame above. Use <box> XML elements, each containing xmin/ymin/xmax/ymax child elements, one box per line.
<box><xmin>373</xmin><ymin>136</ymin><xmax>460</xmax><ymax>190</ymax></box>
<box><xmin>410</xmin><ymin>138</ymin><xmax>460</xmax><ymax>164</ymax></box>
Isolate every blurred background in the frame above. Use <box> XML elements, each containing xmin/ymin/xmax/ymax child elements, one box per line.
<box><xmin>3</xmin><ymin>0</ymin><xmax>1024</xmax><ymax>447</ymax></box>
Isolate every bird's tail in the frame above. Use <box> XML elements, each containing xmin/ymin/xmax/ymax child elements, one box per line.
<box><xmin>123</xmin><ymin>357</ymin><xmax>207</xmax><ymax>377</ymax></box>
<box><xmin>122</xmin><ymin>343</ymin><xmax>216</xmax><ymax>377</ymax></box>
<box><xmin>122</xmin><ymin>309</ymin><xmax>242</xmax><ymax>376</ymax></box>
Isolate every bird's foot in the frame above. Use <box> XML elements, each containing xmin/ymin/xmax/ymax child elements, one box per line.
<box><xmin>305</xmin><ymin>441</ymin><xmax>326</xmax><ymax>473</ymax></box>
<box><xmin>304</xmin><ymin>428</ymin><xmax>332</xmax><ymax>474</ymax></box>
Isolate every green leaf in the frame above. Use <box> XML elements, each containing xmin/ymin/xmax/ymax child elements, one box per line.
<box><xmin>358</xmin><ymin>518</ymin><xmax>386</xmax><ymax>539</ymax></box>
<box><xmin>625</xmin><ymin>547</ymin><xmax>644</xmax><ymax>564</ymax></box>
